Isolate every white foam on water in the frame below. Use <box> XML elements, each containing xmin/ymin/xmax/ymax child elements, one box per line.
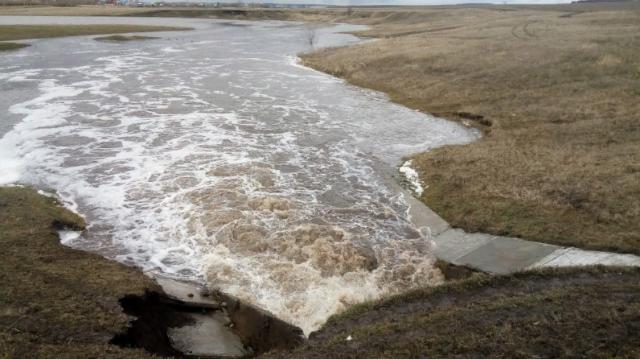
<box><xmin>58</xmin><ymin>230</ymin><xmax>83</xmax><ymax>245</ymax></box>
<box><xmin>399</xmin><ymin>160</ymin><xmax>425</xmax><ymax>196</ymax></box>
<box><xmin>0</xmin><ymin>155</ymin><xmax>21</xmax><ymax>185</ymax></box>
<box><xmin>0</xmin><ymin>21</ymin><xmax>479</xmax><ymax>335</ymax></box>
<box><xmin>162</xmin><ymin>47</ymin><xmax>184</xmax><ymax>53</ymax></box>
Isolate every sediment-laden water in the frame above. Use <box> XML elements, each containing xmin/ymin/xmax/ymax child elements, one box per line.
<box><xmin>0</xmin><ymin>16</ymin><xmax>478</xmax><ymax>334</ymax></box>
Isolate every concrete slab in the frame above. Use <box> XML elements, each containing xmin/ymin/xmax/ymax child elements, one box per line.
<box><xmin>456</xmin><ymin>236</ymin><xmax>561</xmax><ymax>274</ymax></box>
<box><xmin>530</xmin><ymin>248</ymin><xmax>640</xmax><ymax>268</ymax></box>
<box><xmin>156</xmin><ymin>276</ymin><xmax>221</xmax><ymax>309</ymax></box>
<box><xmin>403</xmin><ymin>191</ymin><xmax>450</xmax><ymax>237</ymax></box>
<box><xmin>383</xmin><ymin>160</ymin><xmax>640</xmax><ymax>274</ymax></box>
<box><xmin>168</xmin><ymin>312</ymin><xmax>247</xmax><ymax>357</ymax></box>
<box><xmin>432</xmin><ymin>229</ymin><xmax>493</xmax><ymax>263</ymax></box>
<box><xmin>599</xmin><ymin>253</ymin><xmax>640</xmax><ymax>266</ymax></box>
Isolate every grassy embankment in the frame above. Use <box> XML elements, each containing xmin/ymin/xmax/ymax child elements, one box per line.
<box><xmin>0</xmin><ymin>187</ymin><xmax>158</xmax><ymax>357</ymax></box>
<box><xmin>298</xmin><ymin>4</ymin><xmax>640</xmax><ymax>254</ymax></box>
<box><xmin>0</xmin><ymin>24</ymin><xmax>189</xmax><ymax>51</ymax></box>
<box><xmin>0</xmin><ymin>187</ymin><xmax>305</xmax><ymax>357</ymax></box>
<box><xmin>265</xmin><ymin>266</ymin><xmax>640</xmax><ymax>358</ymax></box>
<box><xmin>2</xmin><ymin>186</ymin><xmax>639</xmax><ymax>357</ymax></box>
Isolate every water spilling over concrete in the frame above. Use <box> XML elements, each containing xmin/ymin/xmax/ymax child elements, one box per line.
<box><xmin>0</xmin><ymin>16</ymin><xmax>479</xmax><ymax>334</ymax></box>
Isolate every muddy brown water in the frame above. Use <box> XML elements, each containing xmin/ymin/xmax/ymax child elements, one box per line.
<box><xmin>0</xmin><ymin>16</ymin><xmax>478</xmax><ymax>334</ymax></box>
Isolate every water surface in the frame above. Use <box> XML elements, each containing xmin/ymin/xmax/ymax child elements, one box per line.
<box><xmin>0</xmin><ymin>16</ymin><xmax>478</xmax><ymax>333</ymax></box>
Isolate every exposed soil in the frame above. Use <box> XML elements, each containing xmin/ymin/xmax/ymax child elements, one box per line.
<box><xmin>434</xmin><ymin>259</ymin><xmax>478</xmax><ymax>281</ymax></box>
<box><xmin>110</xmin><ymin>292</ymin><xmax>193</xmax><ymax>357</ymax></box>
<box><xmin>216</xmin><ymin>293</ymin><xmax>305</xmax><ymax>354</ymax></box>
<box><xmin>0</xmin><ymin>187</ymin><xmax>304</xmax><ymax>357</ymax></box>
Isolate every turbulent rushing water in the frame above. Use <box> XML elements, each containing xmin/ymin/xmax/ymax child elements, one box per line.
<box><xmin>0</xmin><ymin>16</ymin><xmax>478</xmax><ymax>333</ymax></box>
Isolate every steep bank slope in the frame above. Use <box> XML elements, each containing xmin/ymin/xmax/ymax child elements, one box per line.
<box><xmin>264</xmin><ymin>266</ymin><xmax>640</xmax><ymax>358</ymax></box>
<box><xmin>0</xmin><ymin>187</ymin><xmax>159</xmax><ymax>357</ymax></box>
<box><xmin>300</xmin><ymin>4</ymin><xmax>640</xmax><ymax>254</ymax></box>
<box><xmin>0</xmin><ymin>187</ymin><xmax>307</xmax><ymax>357</ymax></box>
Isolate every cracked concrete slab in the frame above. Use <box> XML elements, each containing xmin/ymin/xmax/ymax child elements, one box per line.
<box><xmin>455</xmin><ymin>237</ymin><xmax>561</xmax><ymax>274</ymax></box>
<box><xmin>531</xmin><ymin>248</ymin><xmax>640</xmax><ymax>268</ymax></box>
<box><xmin>156</xmin><ymin>276</ymin><xmax>221</xmax><ymax>309</ymax></box>
<box><xmin>432</xmin><ymin>228</ymin><xmax>493</xmax><ymax>263</ymax></box>
<box><xmin>407</xmin><ymin>193</ymin><xmax>640</xmax><ymax>275</ymax></box>
<box><xmin>404</xmin><ymin>192</ymin><xmax>450</xmax><ymax>236</ymax></box>
<box><xmin>168</xmin><ymin>312</ymin><xmax>247</xmax><ymax>358</ymax></box>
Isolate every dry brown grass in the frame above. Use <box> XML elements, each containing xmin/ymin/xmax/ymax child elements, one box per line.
<box><xmin>0</xmin><ymin>5</ymin><xmax>340</xmax><ymax>20</ymax></box>
<box><xmin>0</xmin><ymin>5</ymin><xmax>150</xmax><ymax>16</ymax></box>
<box><xmin>0</xmin><ymin>187</ymin><xmax>157</xmax><ymax>357</ymax></box>
<box><xmin>265</xmin><ymin>266</ymin><xmax>640</xmax><ymax>358</ymax></box>
<box><xmin>301</xmin><ymin>4</ymin><xmax>640</xmax><ymax>254</ymax></box>
<box><xmin>0</xmin><ymin>24</ymin><xmax>189</xmax><ymax>42</ymax></box>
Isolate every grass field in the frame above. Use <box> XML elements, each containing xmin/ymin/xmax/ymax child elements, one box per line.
<box><xmin>299</xmin><ymin>4</ymin><xmax>640</xmax><ymax>255</ymax></box>
<box><xmin>0</xmin><ymin>24</ymin><xmax>189</xmax><ymax>42</ymax></box>
<box><xmin>0</xmin><ymin>5</ymin><xmax>150</xmax><ymax>16</ymax></box>
<box><xmin>265</xmin><ymin>266</ymin><xmax>640</xmax><ymax>358</ymax></box>
<box><xmin>0</xmin><ymin>5</ymin><xmax>343</xmax><ymax>22</ymax></box>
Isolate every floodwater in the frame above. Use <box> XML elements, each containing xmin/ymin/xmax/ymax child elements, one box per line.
<box><xmin>0</xmin><ymin>16</ymin><xmax>478</xmax><ymax>334</ymax></box>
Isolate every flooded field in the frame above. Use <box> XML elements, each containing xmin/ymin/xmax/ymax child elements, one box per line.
<box><xmin>0</xmin><ymin>16</ymin><xmax>478</xmax><ymax>334</ymax></box>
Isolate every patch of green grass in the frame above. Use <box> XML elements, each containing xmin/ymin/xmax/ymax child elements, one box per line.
<box><xmin>94</xmin><ymin>35</ymin><xmax>158</xmax><ymax>42</ymax></box>
<box><xmin>0</xmin><ymin>41</ymin><xmax>29</xmax><ymax>51</ymax></box>
<box><xmin>0</xmin><ymin>24</ymin><xmax>190</xmax><ymax>42</ymax></box>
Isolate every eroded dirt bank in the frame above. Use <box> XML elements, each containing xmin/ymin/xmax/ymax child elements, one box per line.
<box><xmin>0</xmin><ymin>186</ymin><xmax>158</xmax><ymax>356</ymax></box>
<box><xmin>0</xmin><ymin>187</ymin><xmax>303</xmax><ymax>357</ymax></box>
<box><xmin>3</xmin><ymin>186</ymin><xmax>640</xmax><ymax>358</ymax></box>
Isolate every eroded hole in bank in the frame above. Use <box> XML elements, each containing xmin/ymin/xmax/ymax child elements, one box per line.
<box><xmin>110</xmin><ymin>291</ymin><xmax>193</xmax><ymax>357</ymax></box>
<box><xmin>110</xmin><ymin>289</ymin><xmax>305</xmax><ymax>358</ymax></box>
